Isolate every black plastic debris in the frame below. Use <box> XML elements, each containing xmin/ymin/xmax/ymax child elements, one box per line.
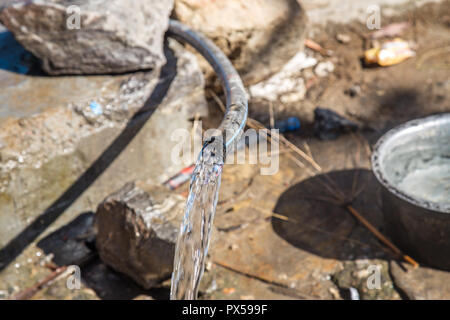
<box><xmin>314</xmin><ymin>107</ymin><xmax>358</xmax><ymax>140</ymax></box>
<box><xmin>345</xmin><ymin>84</ymin><xmax>361</xmax><ymax>97</ymax></box>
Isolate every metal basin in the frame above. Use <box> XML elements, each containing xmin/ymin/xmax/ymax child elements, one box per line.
<box><xmin>372</xmin><ymin>114</ymin><xmax>450</xmax><ymax>270</ymax></box>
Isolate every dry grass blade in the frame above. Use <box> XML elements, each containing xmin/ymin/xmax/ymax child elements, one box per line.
<box><xmin>346</xmin><ymin>205</ymin><xmax>419</xmax><ymax>268</ymax></box>
<box><xmin>212</xmin><ymin>260</ymin><xmax>320</xmax><ymax>299</ymax></box>
<box><xmin>208</xmin><ymin>89</ymin><xmax>226</xmax><ymax>113</ymax></box>
<box><xmin>11</xmin><ymin>266</ymin><xmax>68</xmax><ymax>300</ymax></box>
<box><xmin>247</xmin><ymin>118</ymin><xmax>322</xmax><ymax>172</ymax></box>
<box><xmin>269</xmin><ymin>102</ymin><xmax>275</xmax><ymax>129</ymax></box>
<box><xmin>271</xmin><ymin>212</ymin><xmax>392</xmax><ymax>254</ymax></box>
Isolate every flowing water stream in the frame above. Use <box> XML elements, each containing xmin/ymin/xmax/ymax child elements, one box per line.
<box><xmin>167</xmin><ymin>20</ymin><xmax>247</xmax><ymax>300</ymax></box>
<box><xmin>170</xmin><ymin>140</ymin><xmax>224</xmax><ymax>300</ymax></box>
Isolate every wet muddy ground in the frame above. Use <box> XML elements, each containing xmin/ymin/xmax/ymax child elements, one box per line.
<box><xmin>0</xmin><ymin>1</ymin><xmax>449</xmax><ymax>300</ymax></box>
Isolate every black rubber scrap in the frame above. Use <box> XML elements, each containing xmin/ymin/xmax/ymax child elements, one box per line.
<box><xmin>314</xmin><ymin>107</ymin><xmax>358</xmax><ymax>140</ymax></box>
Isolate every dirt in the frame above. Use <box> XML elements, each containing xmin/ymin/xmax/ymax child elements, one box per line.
<box><xmin>246</xmin><ymin>1</ymin><xmax>450</xmax><ymax>132</ymax></box>
<box><xmin>1</xmin><ymin>1</ymin><xmax>449</xmax><ymax>300</ymax></box>
<box><xmin>198</xmin><ymin>1</ymin><xmax>450</xmax><ymax>300</ymax></box>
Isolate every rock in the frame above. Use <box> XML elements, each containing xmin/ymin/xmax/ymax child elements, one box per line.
<box><xmin>314</xmin><ymin>61</ymin><xmax>335</xmax><ymax>77</ymax></box>
<box><xmin>390</xmin><ymin>261</ymin><xmax>450</xmax><ymax>300</ymax></box>
<box><xmin>336</xmin><ymin>33</ymin><xmax>351</xmax><ymax>44</ymax></box>
<box><xmin>173</xmin><ymin>0</ymin><xmax>308</xmax><ymax>86</ymax></box>
<box><xmin>346</xmin><ymin>84</ymin><xmax>361</xmax><ymax>97</ymax></box>
<box><xmin>328</xmin><ymin>287</ymin><xmax>341</xmax><ymax>299</ymax></box>
<box><xmin>250</xmin><ymin>75</ymin><xmax>306</xmax><ymax>103</ymax></box>
<box><xmin>249</xmin><ymin>51</ymin><xmax>316</xmax><ymax>102</ymax></box>
<box><xmin>95</xmin><ymin>181</ymin><xmax>185</xmax><ymax>289</ymax></box>
<box><xmin>349</xmin><ymin>287</ymin><xmax>360</xmax><ymax>300</ymax></box>
<box><xmin>0</xmin><ymin>0</ymin><xmax>174</xmax><ymax>75</ymax></box>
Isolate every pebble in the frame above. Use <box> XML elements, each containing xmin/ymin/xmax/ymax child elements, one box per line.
<box><xmin>329</xmin><ymin>287</ymin><xmax>341</xmax><ymax>299</ymax></box>
<box><xmin>278</xmin><ymin>273</ymin><xmax>288</xmax><ymax>280</ymax></box>
<box><xmin>353</xmin><ymin>268</ymin><xmax>371</xmax><ymax>279</ymax></box>
<box><xmin>280</xmin><ymin>89</ymin><xmax>306</xmax><ymax>104</ymax></box>
<box><xmin>349</xmin><ymin>287</ymin><xmax>360</xmax><ymax>300</ymax></box>
<box><xmin>223</xmin><ymin>287</ymin><xmax>236</xmax><ymax>295</ymax></box>
<box><xmin>206</xmin><ymin>279</ymin><xmax>218</xmax><ymax>293</ymax></box>
<box><xmin>314</xmin><ymin>61</ymin><xmax>335</xmax><ymax>77</ymax></box>
<box><xmin>229</xmin><ymin>243</ymin><xmax>239</xmax><ymax>251</ymax></box>
<box><xmin>0</xmin><ymin>290</ymin><xmax>8</xmax><ymax>299</ymax></box>
<box><xmin>249</xmin><ymin>52</ymin><xmax>314</xmax><ymax>101</ymax></box>
<box><xmin>346</xmin><ymin>84</ymin><xmax>361</xmax><ymax>97</ymax></box>
<box><xmin>336</xmin><ymin>33</ymin><xmax>351</xmax><ymax>44</ymax></box>
<box><xmin>89</xmin><ymin>101</ymin><xmax>103</xmax><ymax>116</ymax></box>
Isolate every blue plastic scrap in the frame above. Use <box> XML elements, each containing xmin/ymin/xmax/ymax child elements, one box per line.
<box><xmin>276</xmin><ymin>116</ymin><xmax>301</xmax><ymax>133</ymax></box>
<box><xmin>89</xmin><ymin>101</ymin><xmax>103</xmax><ymax>115</ymax></box>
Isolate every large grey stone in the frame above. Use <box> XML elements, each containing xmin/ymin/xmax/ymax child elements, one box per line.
<box><xmin>95</xmin><ymin>181</ymin><xmax>185</xmax><ymax>289</ymax></box>
<box><xmin>173</xmin><ymin>0</ymin><xmax>308</xmax><ymax>85</ymax></box>
<box><xmin>0</xmin><ymin>0</ymin><xmax>174</xmax><ymax>75</ymax></box>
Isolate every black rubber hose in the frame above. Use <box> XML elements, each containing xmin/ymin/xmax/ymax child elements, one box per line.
<box><xmin>167</xmin><ymin>20</ymin><xmax>248</xmax><ymax>154</ymax></box>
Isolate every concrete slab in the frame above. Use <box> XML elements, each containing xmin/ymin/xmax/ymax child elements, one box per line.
<box><xmin>0</xmin><ymin>39</ymin><xmax>207</xmax><ymax>272</ymax></box>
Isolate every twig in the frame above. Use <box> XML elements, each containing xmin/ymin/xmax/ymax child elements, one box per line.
<box><xmin>208</xmin><ymin>90</ymin><xmax>226</xmax><ymax>113</ymax></box>
<box><xmin>271</xmin><ymin>212</ymin><xmax>391</xmax><ymax>254</ymax></box>
<box><xmin>213</xmin><ymin>260</ymin><xmax>288</xmax><ymax>288</ymax></box>
<box><xmin>269</xmin><ymin>102</ymin><xmax>275</xmax><ymax>129</ymax></box>
<box><xmin>11</xmin><ymin>266</ymin><xmax>68</xmax><ymax>300</ymax></box>
<box><xmin>218</xmin><ymin>177</ymin><xmax>255</xmax><ymax>205</ymax></box>
<box><xmin>212</xmin><ymin>260</ymin><xmax>319</xmax><ymax>299</ymax></box>
<box><xmin>346</xmin><ymin>205</ymin><xmax>419</xmax><ymax>268</ymax></box>
<box><xmin>302</xmin><ymin>141</ymin><xmax>313</xmax><ymax>159</ymax></box>
<box><xmin>305</xmin><ymin>38</ymin><xmax>333</xmax><ymax>57</ymax></box>
<box><xmin>247</xmin><ymin>118</ymin><xmax>322</xmax><ymax>172</ymax></box>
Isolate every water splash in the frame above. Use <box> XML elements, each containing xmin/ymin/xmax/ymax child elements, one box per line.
<box><xmin>170</xmin><ymin>140</ymin><xmax>224</xmax><ymax>300</ymax></box>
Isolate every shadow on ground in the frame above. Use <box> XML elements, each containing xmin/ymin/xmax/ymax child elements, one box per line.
<box><xmin>0</xmin><ymin>31</ymin><xmax>42</xmax><ymax>75</ymax></box>
<box><xmin>272</xmin><ymin>168</ymin><xmax>391</xmax><ymax>261</ymax></box>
